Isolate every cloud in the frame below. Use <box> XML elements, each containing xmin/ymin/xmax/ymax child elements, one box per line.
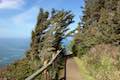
<box><xmin>10</xmin><ymin>6</ymin><xmax>39</xmax><ymax>37</ymax></box>
<box><xmin>0</xmin><ymin>0</ymin><xmax>24</xmax><ymax>9</ymax></box>
<box><xmin>0</xmin><ymin>5</ymin><xmax>39</xmax><ymax>38</ymax></box>
<box><xmin>12</xmin><ymin>6</ymin><xmax>39</xmax><ymax>27</ymax></box>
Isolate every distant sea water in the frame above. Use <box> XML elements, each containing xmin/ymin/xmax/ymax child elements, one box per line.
<box><xmin>0</xmin><ymin>38</ymin><xmax>30</xmax><ymax>68</ymax></box>
<box><xmin>0</xmin><ymin>37</ymin><xmax>72</xmax><ymax>68</ymax></box>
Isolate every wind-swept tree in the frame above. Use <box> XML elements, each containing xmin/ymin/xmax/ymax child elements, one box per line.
<box><xmin>50</xmin><ymin>9</ymin><xmax>74</xmax><ymax>50</ymax></box>
<box><xmin>26</xmin><ymin>9</ymin><xmax>74</xmax><ymax>69</ymax></box>
<box><xmin>26</xmin><ymin>8</ymin><xmax>50</xmax><ymax>68</ymax></box>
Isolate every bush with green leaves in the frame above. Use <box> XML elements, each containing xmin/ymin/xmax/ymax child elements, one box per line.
<box><xmin>82</xmin><ymin>44</ymin><xmax>120</xmax><ymax>80</ymax></box>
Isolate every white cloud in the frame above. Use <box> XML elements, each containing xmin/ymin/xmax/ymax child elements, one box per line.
<box><xmin>12</xmin><ymin>6</ymin><xmax>39</xmax><ymax>27</ymax></box>
<box><xmin>11</xmin><ymin>6</ymin><xmax>39</xmax><ymax>37</ymax></box>
<box><xmin>0</xmin><ymin>6</ymin><xmax>39</xmax><ymax>38</ymax></box>
<box><xmin>0</xmin><ymin>0</ymin><xmax>24</xmax><ymax>9</ymax></box>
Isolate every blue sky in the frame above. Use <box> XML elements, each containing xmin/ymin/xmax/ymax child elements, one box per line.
<box><xmin>0</xmin><ymin>0</ymin><xmax>84</xmax><ymax>38</ymax></box>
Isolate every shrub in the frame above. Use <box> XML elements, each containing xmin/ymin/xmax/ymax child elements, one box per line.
<box><xmin>82</xmin><ymin>44</ymin><xmax>120</xmax><ymax>80</ymax></box>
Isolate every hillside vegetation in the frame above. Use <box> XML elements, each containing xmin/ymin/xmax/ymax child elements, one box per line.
<box><xmin>71</xmin><ymin>0</ymin><xmax>120</xmax><ymax>80</ymax></box>
<box><xmin>0</xmin><ymin>9</ymin><xmax>74</xmax><ymax>80</ymax></box>
<box><xmin>0</xmin><ymin>0</ymin><xmax>120</xmax><ymax>80</ymax></box>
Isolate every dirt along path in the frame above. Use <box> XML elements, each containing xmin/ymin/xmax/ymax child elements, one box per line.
<box><xmin>66</xmin><ymin>57</ymin><xmax>83</xmax><ymax>80</ymax></box>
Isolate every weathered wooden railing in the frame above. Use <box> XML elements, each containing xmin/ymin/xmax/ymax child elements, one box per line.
<box><xmin>25</xmin><ymin>49</ymin><xmax>65</xmax><ymax>80</ymax></box>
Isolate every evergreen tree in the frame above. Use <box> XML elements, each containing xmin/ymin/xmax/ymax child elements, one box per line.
<box><xmin>26</xmin><ymin>8</ymin><xmax>50</xmax><ymax>68</ymax></box>
<box><xmin>73</xmin><ymin>0</ymin><xmax>120</xmax><ymax>57</ymax></box>
<box><xmin>51</xmin><ymin>10</ymin><xmax>74</xmax><ymax>50</ymax></box>
<box><xmin>82</xmin><ymin>0</ymin><xmax>120</xmax><ymax>45</ymax></box>
<box><xmin>27</xmin><ymin>9</ymin><xmax>74</xmax><ymax>69</ymax></box>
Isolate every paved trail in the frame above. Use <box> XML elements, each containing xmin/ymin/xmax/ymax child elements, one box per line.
<box><xmin>66</xmin><ymin>57</ymin><xmax>83</xmax><ymax>80</ymax></box>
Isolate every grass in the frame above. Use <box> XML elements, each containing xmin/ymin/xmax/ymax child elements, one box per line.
<box><xmin>73</xmin><ymin>57</ymin><xmax>95</xmax><ymax>80</ymax></box>
<box><xmin>75</xmin><ymin>44</ymin><xmax>120</xmax><ymax>80</ymax></box>
<box><xmin>0</xmin><ymin>58</ymin><xmax>34</xmax><ymax>80</ymax></box>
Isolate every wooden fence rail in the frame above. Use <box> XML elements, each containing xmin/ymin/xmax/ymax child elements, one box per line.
<box><xmin>25</xmin><ymin>50</ymin><xmax>62</xmax><ymax>80</ymax></box>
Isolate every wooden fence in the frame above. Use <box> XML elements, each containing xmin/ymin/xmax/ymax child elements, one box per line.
<box><xmin>25</xmin><ymin>50</ymin><xmax>63</xmax><ymax>80</ymax></box>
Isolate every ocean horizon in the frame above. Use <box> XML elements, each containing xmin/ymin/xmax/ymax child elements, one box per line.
<box><xmin>0</xmin><ymin>37</ymin><xmax>72</xmax><ymax>68</ymax></box>
<box><xmin>0</xmin><ymin>38</ymin><xmax>30</xmax><ymax>68</ymax></box>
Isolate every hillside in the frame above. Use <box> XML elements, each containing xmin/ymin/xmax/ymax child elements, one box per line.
<box><xmin>0</xmin><ymin>9</ymin><xmax>74</xmax><ymax>80</ymax></box>
<box><xmin>0</xmin><ymin>0</ymin><xmax>120</xmax><ymax>80</ymax></box>
<box><xmin>71</xmin><ymin>0</ymin><xmax>120</xmax><ymax>80</ymax></box>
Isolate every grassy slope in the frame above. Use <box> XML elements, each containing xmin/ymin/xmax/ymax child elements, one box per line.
<box><xmin>0</xmin><ymin>58</ymin><xmax>35</xmax><ymax>79</ymax></box>
<box><xmin>73</xmin><ymin>57</ymin><xmax>95</xmax><ymax>80</ymax></box>
<box><xmin>73</xmin><ymin>44</ymin><xmax>120</xmax><ymax>80</ymax></box>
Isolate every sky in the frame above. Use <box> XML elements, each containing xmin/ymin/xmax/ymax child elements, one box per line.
<box><xmin>0</xmin><ymin>0</ymin><xmax>84</xmax><ymax>38</ymax></box>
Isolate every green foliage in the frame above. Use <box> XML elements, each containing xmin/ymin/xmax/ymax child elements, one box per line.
<box><xmin>70</xmin><ymin>0</ymin><xmax>120</xmax><ymax>80</ymax></box>
<box><xmin>81</xmin><ymin>44</ymin><xmax>120</xmax><ymax>80</ymax></box>
<box><xmin>83</xmin><ymin>0</ymin><xmax>120</xmax><ymax>45</ymax></box>
<box><xmin>25</xmin><ymin>9</ymin><xmax>74</xmax><ymax>79</ymax></box>
<box><xmin>67</xmin><ymin>40</ymin><xmax>74</xmax><ymax>51</ymax></box>
<box><xmin>0</xmin><ymin>59</ymin><xmax>34</xmax><ymax>80</ymax></box>
<box><xmin>1</xmin><ymin>8</ymin><xmax>74</xmax><ymax>79</ymax></box>
<box><xmin>50</xmin><ymin>10</ymin><xmax>74</xmax><ymax>50</ymax></box>
<box><xmin>74</xmin><ymin>57</ymin><xmax>95</xmax><ymax>80</ymax></box>
<box><xmin>29</xmin><ymin>9</ymin><xmax>74</xmax><ymax>64</ymax></box>
<box><xmin>72</xmin><ymin>0</ymin><xmax>120</xmax><ymax>58</ymax></box>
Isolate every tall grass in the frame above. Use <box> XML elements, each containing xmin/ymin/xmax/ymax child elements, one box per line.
<box><xmin>81</xmin><ymin>44</ymin><xmax>120</xmax><ymax>80</ymax></box>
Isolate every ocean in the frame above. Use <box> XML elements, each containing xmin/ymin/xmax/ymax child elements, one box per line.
<box><xmin>0</xmin><ymin>37</ymin><xmax>72</xmax><ymax>68</ymax></box>
<box><xmin>0</xmin><ymin>38</ymin><xmax>30</xmax><ymax>68</ymax></box>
